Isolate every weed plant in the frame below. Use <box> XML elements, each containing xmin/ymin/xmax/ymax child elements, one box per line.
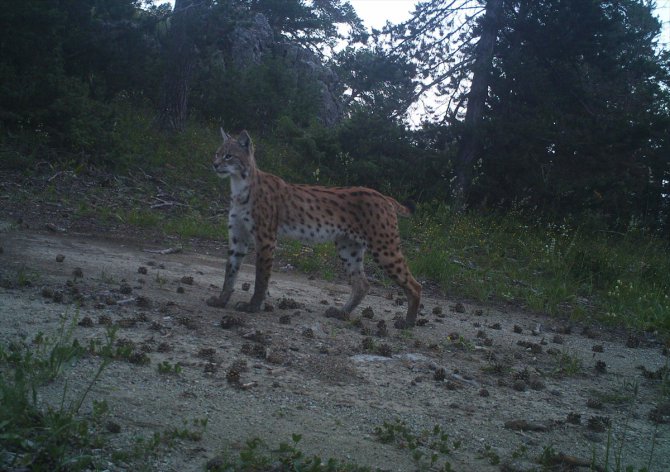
<box><xmin>212</xmin><ymin>434</ymin><xmax>371</xmax><ymax>471</ymax></box>
<box><xmin>0</xmin><ymin>314</ymin><xmax>113</xmax><ymax>470</ymax></box>
<box><xmin>407</xmin><ymin>204</ymin><xmax>670</xmax><ymax>336</ymax></box>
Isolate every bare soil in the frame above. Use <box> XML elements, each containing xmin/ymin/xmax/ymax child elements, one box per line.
<box><xmin>0</xmin><ymin>168</ymin><xmax>668</xmax><ymax>471</ymax></box>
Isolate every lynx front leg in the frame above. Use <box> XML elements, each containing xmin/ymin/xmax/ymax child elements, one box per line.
<box><xmin>236</xmin><ymin>240</ymin><xmax>276</xmax><ymax>313</ymax></box>
<box><xmin>206</xmin><ymin>239</ymin><xmax>249</xmax><ymax>308</ymax></box>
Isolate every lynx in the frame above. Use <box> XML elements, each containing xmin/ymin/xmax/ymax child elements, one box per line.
<box><xmin>206</xmin><ymin>130</ymin><xmax>421</xmax><ymax>328</ymax></box>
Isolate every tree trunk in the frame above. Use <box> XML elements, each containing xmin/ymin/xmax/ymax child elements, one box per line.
<box><xmin>454</xmin><ymin>0</ymin><xmax>503</xmax><ymax>206</ymax></box>
<box><xmin>157</xmin><ymin>0</ymin><xmax>196</xmax><ymax>132</ymax></box>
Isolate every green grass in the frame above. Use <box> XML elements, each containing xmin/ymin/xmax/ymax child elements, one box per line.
<box><xmin>211</xmin><ymin>434</ymin><xmax>372</xmax><ymax>471</ymax></box>
<box><xmin>276</xmin><ymin>239</ymin><xmax>339</xmax><ymax>281</ymax></box>
<box><xmin>373</xmin><ymin>420</ymin><xmax>460</xmax><ymax>470</ymax></box>
<box><xmin>405</xmin><ymin>204</ymin><xmax>670</xmax><ymax>336</ymax></box>
<box><xmin>0</xmin><ymin>314</ymin><xmax>112</xmax><ymax>471</ymax></box>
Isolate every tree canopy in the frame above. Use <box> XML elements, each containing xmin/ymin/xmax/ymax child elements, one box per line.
<box><xmin>0</xmin><ymin>0</ymin><xmax>668</xmax><ymax>230</ymax></box>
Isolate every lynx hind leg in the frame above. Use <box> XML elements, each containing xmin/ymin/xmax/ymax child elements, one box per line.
<box><xmin>371</xmin><ymin>241</ymin><xmax>421</xmax><ymax>328</ymax></box>
<box><xmin>325</xmin><ymin>237</ymin><xmax>370</xmax><ymax>319</ymax></box>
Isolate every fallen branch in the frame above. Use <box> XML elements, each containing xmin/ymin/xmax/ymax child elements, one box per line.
<box><xmin>551</xmin><ymin>453</ymin><xmax>605</xmax><ymax>471</ymax></box>
<box><xmin>143</xmin><ymin>247</ymin><xmax>183</xmax><ymax>255</ymax></box>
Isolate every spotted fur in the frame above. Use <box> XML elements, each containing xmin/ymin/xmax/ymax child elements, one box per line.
<box><xmin>206</xmin><ymin>130</ymin><xmax>421</xmax><ymax>327</ymax></box>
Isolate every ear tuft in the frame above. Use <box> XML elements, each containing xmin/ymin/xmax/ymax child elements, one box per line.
<box><xmin>220</xmin><ymin>127</ymin><xmax>230</xmax><ymax>142</ymax></box>
<box><xmin>237</xmin><ymin>130</ymin><xmax>252</xmax><ymax>150</ymax></box>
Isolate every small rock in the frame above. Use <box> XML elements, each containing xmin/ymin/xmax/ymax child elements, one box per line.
<box><xmin>504</xmin><ymin>419</ymin><xmax>548</xmax><ymax>432</ymax></box>
<box><xmin>361</xmin><ymin>306</ymin><xmax>374</xmax><ymax>319</ymax></box>
<box><xmin>116</xmin><ymin>318</ymin><xmax>137</xmax><ymax>328</ymax></box>
<box><xmin>266</xmin><ymin>350</ymin><xmax>285</xmax><ymax>365</ymax></box>
<box><xmin>479</xmin><ymin>388</ymin><xmax>490</xmax><ymax>397</ymax></box>
<box><xmin>626</xmin><ymin>335</ymin><xmax>641</xmax><ymax>348</ymax></box>
<box><xmin>324</xmin><ymin>307</ymin><xmax>347</xmax><ymax>320</ymax></box>
<box><xmin>180</xmin><ymin>276</ymin><xmax>194</xmax><ymax>285</ymax></box>
<box><xmin>512</xmin><ymin>380</ymin><xmax>526</xmax><ymax>391</ymax></box>
<box><xmin>552</xmin><ymin>335</ymin><xmax>564</xmax><ymax>344</ymax></box>
<box><xmin>452</xmin><ymin>302</ymin><xmax>465</xmax><ymax>313</ymax></box>
<box><xmin>587</xmin><ymin>416</ymin><xmax>611</xmax><ymax>432</ymax></box>
<box><xmin>376</xmin><ymin>320</ymin><xmax>388</xmax><ymax>337</ymax></box>
<box><xmin>582</xmin><ymin>326</ymin><xmax>597</xmax><ymax>339</ymax></box>
<box><xmin>220</xmin><ymin>315</ymin><xmax>244</xmax><ymax>329</ymax></box>
<box><xmin>592</xmin><ymin>344</ymin><xmax>604</xmax><ymax>353</ymax></box>
<box><xmin>52</xmin><ymin>291</ymin><xmax>64</xmax><ymax>303</ymax></box>
<box><xmin>361</xmin><ymin>337</ymin><xmax>374</xmax><ymax>351</ymax></box>
<box><xmin>595</xmin><ymin>360</ymin><xmax>607</xmax><ymax>374</ymax></box>
<box><xmin>648</xmin><ymin>402</ymin><xmax>670</xmax><ymax>424</ymax></box>
<box><xmin>197</xmin><ymin>348</ymin><xmax>217</xmax><ymax>361</ymax></box>
<box><xmin>56</xmin><ymin>254</ymin><xmax>65</xmax><ymax>262</ymax></box>
<box><xmin>377</xmin><ymin>343</ymin><xmax>393</xmax><ymax>357</ymax></box>
<box><xmin>78</xmin><ymin>317</ymin><xmax>94</xmax><ymax>327</ymax></box>
<box><xmin>434</xmin><ymin>367</ymin><xmax>447</xmax><ymax>381</ymax></box>
<box><xmin>241</xmin><ymin>282</ymin><xmax>251</xmax><ymax>291</ymax></box>
<box><xmin>278</xmin><ymin>298</ymin><xmax>300</xmax><ymax>310</ymax></box>
<box><xmin>106</xmin><ymin>421</ymin><xmax>122</xmax><ymax>434</ymax></box>
<box><xmin>489</xmin><ymin>322</ymin><xmax>502</xmax><ymax>330</ymax></box>
<box><xmin>528</xmin><ymin>376</ymin><xmax>545</xmax><ymax>390</ymax></box>
<box><xmin>445</xmin><ymin>381</ymin><xmax>460</xmax><ymax>390</ymax></box>
<box><xmin>226</xmin><ymin>369</ymin><xmax>241</xmax><ymax>385</ymax></box>
<box><xmin>177</xmin><ymin>316</ymin><xmax>198</xmax><ymax>330</ymax></box>
<box><xmin>556</xmin><ymin>324</ymin><xmax>572</xmax><ymax>335</ymax></box>
<box><xmin>98</xmin><ymin>315</ymin><xmax>112</xmax><ymax>326</ymax></box>
<box><xmin>416</xmin><ymin>318</ymin><xmax>429</xmax><ymax>326</ymax></box>
<box><xmin>567</xmin><ymin>412</ymin><xmax>581</xmax><ymax>424</ymax></box>
<box><xmin>41</xmin><ymin>287</ymin><xmax>54</xmax><ymax>298</ymax></box>
<box><xmin>278</xmin><ymin>314</ymin><xmax>291</xmax><ymax>324</ymax></box>
<box><xmin>136</xmin><ymin>296</ymin><xmax>152</xmax><ymax>308</ymax></box>
<box><xmin>302</xmin><ymin>328</ymin><xmax>315</xmax><ymax>338</ymax></box>
<box><xmin>517</xmin><ymin>340</ymin><xmax>542</xmax><ymax>353</ymax></box>
<box><xmin>432</xmin><ymin>306</ymin><xmax>442</xmax><ymax>315</ymax></box>
<box><xmin>513</xmin><ymin>325</ymin><xmax>523</xmax><ymax>334</ymax></box>
<box><xmin>72</xmin><ymin>267</ymin><xmax>83</xmax><ymax>278</ymax></box>
<box><xmin>119</xmin><ymin>283</ymin><xmax>132</xmax><ymax>295</ymax></box>
<box><xmin>137</xmin><ymin>266</ymin><xmax>148</xmax><ymax>274</ymax></box>
<box><xmin>587</xmin><ymin>398</ymin><xmax>603</xmax><ymax>409</ymax></box>
<box><xmin>241</xmin><ymin>343</ymin><xmax>266</xmax><ymax>359</ymax></box>
<box><xmin>176</xmin><ymin>286</ymin><xmax>185</xmax><ymax>294</ymax></box>
<box><xmin>263</xmin><ymin>302</ymin><xmax>274</xmax><ymax>312</ymax></box>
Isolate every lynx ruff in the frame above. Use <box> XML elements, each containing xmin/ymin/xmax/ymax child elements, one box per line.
<box><xmin>206</xmin><ymin>130</ymin><xmax>421</xmax><ymax>328</ymax></box>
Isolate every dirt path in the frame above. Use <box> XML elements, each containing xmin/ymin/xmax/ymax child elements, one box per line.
<box><xmin>1</xmin><ymin>222</ymin><xmax>668</xmax><ymax>471</ymax></box>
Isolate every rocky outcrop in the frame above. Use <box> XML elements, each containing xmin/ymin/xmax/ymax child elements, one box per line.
<box><xmin>228</xmin><ymin>13</ymin><xmax>342</xmax><ymax>126</ymax></box>
<box><xmin>230</xmin><ymin>13</ymin><xmax>274</xmax><ymax>69</ymax></box>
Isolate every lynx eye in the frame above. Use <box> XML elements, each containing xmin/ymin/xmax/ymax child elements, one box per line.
<box><xmin>224</xmin><ymin>154</ymin><xmax>233</xmax><ymax>161</ymax></box>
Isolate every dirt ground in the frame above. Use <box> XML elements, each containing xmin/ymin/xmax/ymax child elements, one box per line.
<box><xmin>0</xmin><ymin>219</ymin><xmax>668</xmax><ymax>471</ymax></box>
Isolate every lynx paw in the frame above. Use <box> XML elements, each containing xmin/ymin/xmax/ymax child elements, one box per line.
<box><xmin>324</xmin><ymin>307</ymin><xmax>349</xmax><ymax>320</ymax></box>
<box><xmin>235</xmin><ymin>301</ymin><xmax>261</xmax><ymax>313</ymax></box>
<box><xmin>393</xmin><ymin>318</ymin><xmax>416</xmax><ymax>329</ymax></box>
<box><xmin>206</xmin><ymin>296</ymin><xmax>227</xmax><ymax>308</ymax></box>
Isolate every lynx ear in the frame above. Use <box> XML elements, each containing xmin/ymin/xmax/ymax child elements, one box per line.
<box><xmin>220</xmin><ymin>128</ymin><xmax>230</xmax><ymax>142</ymax></box>
<box><xmin>237</xmin><ymin>130</ymin><xmax>252</xmax><ymax>150</ymax></box>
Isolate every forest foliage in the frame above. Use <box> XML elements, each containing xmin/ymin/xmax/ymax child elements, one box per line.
<box><xmin>1</xmin><ymin>0</ymin><xmax>669</xmax><ymax>232</ymax></box>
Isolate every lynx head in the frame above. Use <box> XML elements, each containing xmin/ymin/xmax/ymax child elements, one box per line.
<box><xmin>213</xmin><ymin>129</ymin><xmax>256</xmax><ymax>180</ymax></box>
